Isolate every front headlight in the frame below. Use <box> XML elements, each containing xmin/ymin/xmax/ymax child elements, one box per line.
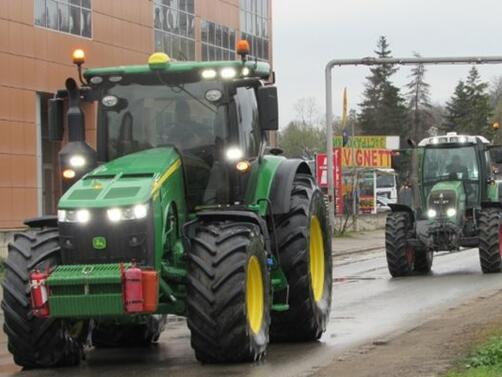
<box><xmin>58</xmin><ymin>209</ymin><xmax>90</xmax><ymax>224</ymax></box>
<box><xmin>107</xmin><ymin>204</ymin><xmax>148</xmax><ymax>222</ymax></box>
<box><xmin>446</xmin><ymin>208</ymin><xmax>457</xmax><ymax>217</ymax></box>
<box><xmin>427</xmin><ymin>209</ymin><xmax>437</xmax><ymax>218</ymax></box>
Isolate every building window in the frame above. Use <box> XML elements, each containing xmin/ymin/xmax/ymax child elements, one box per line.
<box><xmin>34</xmin><ymin>0</ymin><xmax>92</xmax><ymax>38</ymax></box>
<box><xmin>240</xmin><ymin>0</ymin><xmax>270</xmax><ymax>61</ymax></box>
<box><xmin>153</xmin><ymin>0</ymin><xmax>195</xmax><ymax>61</ymax></box>
<box><xmin>201</xmin><ymin>20</ymin><xmax>236</xmax><ymax>61</ymax></box>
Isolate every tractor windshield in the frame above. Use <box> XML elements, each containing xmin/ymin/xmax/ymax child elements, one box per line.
<box><xmin>98</xmin><ymin>80</ymin><xmax>227</xmax><ymax>162</ymax></box>
<box><xmin>422</xmin><ymin>145</ymin><xmax>480</xmax><ymax>207</ymax></box>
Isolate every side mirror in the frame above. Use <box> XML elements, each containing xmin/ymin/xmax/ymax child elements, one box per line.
<box><xmin>48</xmin><ymin>98</ymin><xmax>64</xmax><ymax>141</ymax></box>
<box><xmin>257</xmin><ymin>86</ymin><xmax>278</xmax><ymax>131</ymax></box>
<box><xmin>391</xmin><ymin>149</ymin><xmax>413</xmax><ymax>170</ymax></box>
<box><xmin>490</xmin><ymin>146</ymin><xmax>502</xmax><ymax>164</ymax></box>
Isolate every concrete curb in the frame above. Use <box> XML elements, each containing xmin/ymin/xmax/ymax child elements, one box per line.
<box><xmin>332</xmin><ymin>245</ymin><xmax>383</xmax><ymax>257</ymax></box>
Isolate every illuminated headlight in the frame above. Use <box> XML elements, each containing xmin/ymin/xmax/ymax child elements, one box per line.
<box><xmin>69</xmin><ymin>155</ymin><xmax>86</xmax><ymax>168</ymax></box>
<box><xmin>225</xmin><ymin>147</ymin><xmax>244</xmax><ymax>161</ymax></box>
<box><xmin>201</xmin><ymin>69</ymin><xmax>217</xmax><ymax>79</ymax></box>
<box><xmin>446</xmin><ymin>208</ymin><xmax>457</xmax><ymax>217</ymax></box>
<box><xmin>133</xmin><ymin>204</ymin><xmax>148</xmax><ymax>219</ymax></box>
<box><xmin>58</xmin><ymin>209</ymin><xmax>90</xmax><ymax>223</ymax></box>
<box><xmin>107</xmin><ymin>208</ymin><xmax>122</xmax><ymax>222</ymax></box>
<box><xmin>242</xmin><ymin>67</ymin><xmax>250</xmax><ymax>76</ymax></box>
<box><xmin>427</xmin><ymin>209</ymin><xmax>437</xmax><ymax>218</ymax></box>
<box><xmin>221</xmin><ymin>67</ymin><xmax>237</xmax><ymax>79</ymax></box>
<box><xmin>107</xmin><ymin>204</ymin><xmax>148</xmax><ymax>222</ymax></box>
<box><xmin>76</xmin><ymin>209</ymin><xmax>90</xmax><ymax>223</ymax></box>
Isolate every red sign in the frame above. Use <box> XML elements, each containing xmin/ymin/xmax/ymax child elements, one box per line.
<box><xmin>315</xmin><ymin>150</ymin><xmax>343</xmax><ymax>214</ymax></box>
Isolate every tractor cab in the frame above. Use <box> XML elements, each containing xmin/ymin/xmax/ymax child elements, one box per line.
<box><xmin>50</xmin><ymin>49</ymin><xmax>278</xmax><ymax>212</ymax></box>
<box><xmin>418</xmin><ymin>133</ymin><xmax>491</xmax><ymax>219</ymax></box>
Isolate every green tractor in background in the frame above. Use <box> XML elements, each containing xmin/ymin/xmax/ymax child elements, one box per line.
<box><xmin>2</xmin><ymin>45</ymin><xmax>332</xmax><ymax>368</ymax></box>
<box><xmin>386</xmin><ymin>132</ymin><xmax>502</xmax><ymax>277</ymax></box>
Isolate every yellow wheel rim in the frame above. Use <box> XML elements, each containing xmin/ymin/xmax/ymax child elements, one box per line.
<box><xmin>246</xmin><ymin>255</ymin><xmax>264</xmax><ymax>335</ymax></box>
<box><xmin>309</xmin><ymin>216</ymin><xmax>325</xmax><ymax>302</ymax></box>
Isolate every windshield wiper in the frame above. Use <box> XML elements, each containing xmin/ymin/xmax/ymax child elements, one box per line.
<box><xmin>173</xmin><ymin>84</ymin><xmax>217</xmax><ymax>114</ymax></box>
<box><xmin>155</xmin><ymin>71</ymin><xmax>217</xmax><ymax>114</ymax></box>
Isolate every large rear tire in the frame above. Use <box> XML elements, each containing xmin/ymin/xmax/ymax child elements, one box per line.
<box><xmin>271</xmin><ymin>174</ymin><xmax>332</xmax><ymax>342</ymax></box>
<box><xmin>478</xmin><ymin>208</ymin><xmax>502</xmax><ymax>273</ymax></box>
<box><xmin>1</xmin><ymin>227</ymin><xmax>84</xmax><ymax>368</ymax></box>
<box><xmin>92</xmin><ymin>315</ymin><xmax>166</xmax><ymax>348</ymax></box>
<box><xmin>186</xmin><ymin>222</ymin><xmax>270</xmax><ymax>363</ymax></box>
<box><xmin>385</xmin><ymin>212</ymin><xmax>414</xmax><ymax>277</ymax></box>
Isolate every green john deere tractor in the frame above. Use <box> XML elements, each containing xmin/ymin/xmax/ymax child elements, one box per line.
<box><xmin>385</xmin><ymin>132</ymin><xmax>502</xmax><ymax>277</ymax></box>
<box><xmin>2</xmin><ymin>48</ymin><xmax>332</xmax><ymax>368</ymax></box>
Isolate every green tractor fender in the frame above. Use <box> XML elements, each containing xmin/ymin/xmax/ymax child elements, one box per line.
<box><xmin>247</xmin><ymin>156</ymin><xmax>313</xmax><ymax>216</ymax></box>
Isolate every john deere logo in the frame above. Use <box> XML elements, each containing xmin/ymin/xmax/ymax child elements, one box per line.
<box><xmin>92</xmin><ymin>236</ymin><xmax>107</xmax><ymax>250</ymax></box>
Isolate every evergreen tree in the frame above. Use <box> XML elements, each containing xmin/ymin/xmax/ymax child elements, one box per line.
<box><xmin>445</xmin><ymin>67</ymin><xmax>492</xmax><ymax>137</ymax></box>
<box><xmin>358</xmin><ymin>36</ymin><xmax>407</xmax><ymax>139</ymax></box>
<box><xmin>405</xmin><ymin>53</ymin><xmax>433</xmax><ymax>141</ymax></box>
<box><xmin>465</xmin><ymin>67</ymin><xmax>492</xmax><ymax>136</ymax></box>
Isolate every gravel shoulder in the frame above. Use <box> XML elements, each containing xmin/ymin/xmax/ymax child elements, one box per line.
<box><xmin>313</xmin><ymin>287</ymin><xmax>502</xmax><ymax>377</ymax></box>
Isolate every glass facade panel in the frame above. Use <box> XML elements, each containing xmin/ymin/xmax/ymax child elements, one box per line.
<box><xmin>34</xmin><ymin>0</ymin><xmax>92</xmax><ymax>38</ymax></box>
<box><xmin>153</xmin><ymin>0</ymin><xmax>195</xmax><ymax>61</ymax></box>
<box><xmin>240</xmin><ymin>0</ymin><xmax>270</xmax><ymax>61</ymax></box>
<box><xmin>201</xmin><ymin>19</ymin><xmax>236</xmax><ymax>61</ymax></box>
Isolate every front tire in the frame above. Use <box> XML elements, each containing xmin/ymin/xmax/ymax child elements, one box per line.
<box><xmin>478</xmin><ymin>208</ymin><xmax>502</xmax><ymax>273</ymax></box>
<box><xmin>186</xmin><ymin>221</ymin><xmax>270</xmax><ymax>363</ymax></box>
<box><xmin>271</xmin><ymin>174</ymin><xmax>332</xmax><ymax>342</ymax></box>
<box><xmin>2</xmin><ymin>227</ymin><xmax>84</xmax><ymax>368</ymax></box>
<box><xmin>385</xmin><ymin>212</ymin><xmax>414</xmax><ymax>277</ymax></box>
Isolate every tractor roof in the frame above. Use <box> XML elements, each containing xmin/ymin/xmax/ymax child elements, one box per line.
<box><xmin>418</xmin><ymin>132</ymin><xmax>490</xmax><ymax>147</ymax></box>
<box><xmin>83</xmin><ymin>56</ymin><xmax>271</xmax><ymax>82</ymax></box>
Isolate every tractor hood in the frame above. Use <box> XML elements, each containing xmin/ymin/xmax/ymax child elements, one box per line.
<box><xmin>59</xmin><ymin>147</ymin><xmax>181</xmax><ymax>209</ymax></box>
<box><xmin>427</xmin><ymin>180</ymin><xmax>465</xmax><ymax>220</ymax></box>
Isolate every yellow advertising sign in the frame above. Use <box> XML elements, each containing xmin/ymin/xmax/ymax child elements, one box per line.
<box><xmin>333</xmin><ymin>136</ymin><xmax>386</xmax><ymax>149</ymax></box>
<box><xmin>340</xmin><ymin>148</ymin><xmax>391</xmax><ymax>168</ymax></box>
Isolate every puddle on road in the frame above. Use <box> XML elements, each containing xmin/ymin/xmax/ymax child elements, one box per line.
<box><xmin>334</xmin><ymin>276</ymin><xmax>387</xmax><ymax>284</ymax></box>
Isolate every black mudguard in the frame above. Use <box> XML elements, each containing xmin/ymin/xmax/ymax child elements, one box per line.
<box><xmin>23</xmin><ymin>216</ymin><xmax>58</xmax><ymax>228</ymax></box>
<box><xmin>269</xmin><ymin>159</ymin><xmax>312</xmax><ymax>215</ymax></box>
<box><xmin>388</xmin><ymin>203</ymin><xmax>415</xmax><ymax>223</ymax></box>
<box><xmin>187</xmin><ymin>209</ymin><xmax>272</xmax><ymax>255</ymax></box>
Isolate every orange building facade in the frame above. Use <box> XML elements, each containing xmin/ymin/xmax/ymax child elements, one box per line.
<box><xmin>0</xmin><ymin>0</ymin><xmax>272</xmax><ymax>229</ymax></box>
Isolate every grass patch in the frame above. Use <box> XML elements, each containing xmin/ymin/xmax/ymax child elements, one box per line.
<box><xmin>446</xmin><ymin>336</ymin><xmax>502</xmax><ymax>377</ymax></box>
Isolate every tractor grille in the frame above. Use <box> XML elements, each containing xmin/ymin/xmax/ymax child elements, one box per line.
<box><xmin>59</xmin><ymin>209</ymin><xmax>154</xmax><ymax>267</ymax></box>
<box><xmin>428</xmin><ymin>190</ymin><xmax>456</xmax><ymax>217</ymax></box>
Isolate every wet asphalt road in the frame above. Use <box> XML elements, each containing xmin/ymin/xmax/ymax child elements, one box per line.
<box><xmin>1</xmin><ymin>247</ymin><xmax>501</xmax><ymax>377</ymax></box>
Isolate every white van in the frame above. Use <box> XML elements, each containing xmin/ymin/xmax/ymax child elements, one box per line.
<box><xmin>375</xmin><ymin>168</ymin><xmax>397</xmax><ymax>204</ymax></box>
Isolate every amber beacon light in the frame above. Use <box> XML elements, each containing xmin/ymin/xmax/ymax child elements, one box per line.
<box><xmin>236</xmin><ymin>40</ymin><xmax>250</xmax><ymax>62</ymax></box>
<box><xmin>72</xmin><ymin>49</ymin><xmax>85</xmax><ymax>65</ymax></box>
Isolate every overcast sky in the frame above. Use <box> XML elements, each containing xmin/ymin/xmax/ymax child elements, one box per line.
<box><xmin>272</xmin><ymin>0</ymin><xmax>502</xmax><ymax>128</ymax></box>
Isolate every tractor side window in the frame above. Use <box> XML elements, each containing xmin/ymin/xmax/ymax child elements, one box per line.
<box><xmin>234</xmin><ymin>87</ymin><xmax>259</xmax><ymax>158</ymax></box>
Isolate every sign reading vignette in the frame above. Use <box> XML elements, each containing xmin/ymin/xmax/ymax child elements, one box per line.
<box><xmin>315</xmin><ymin>136</ymin><xmax>399</xmax><ymax>213</ymax></box>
